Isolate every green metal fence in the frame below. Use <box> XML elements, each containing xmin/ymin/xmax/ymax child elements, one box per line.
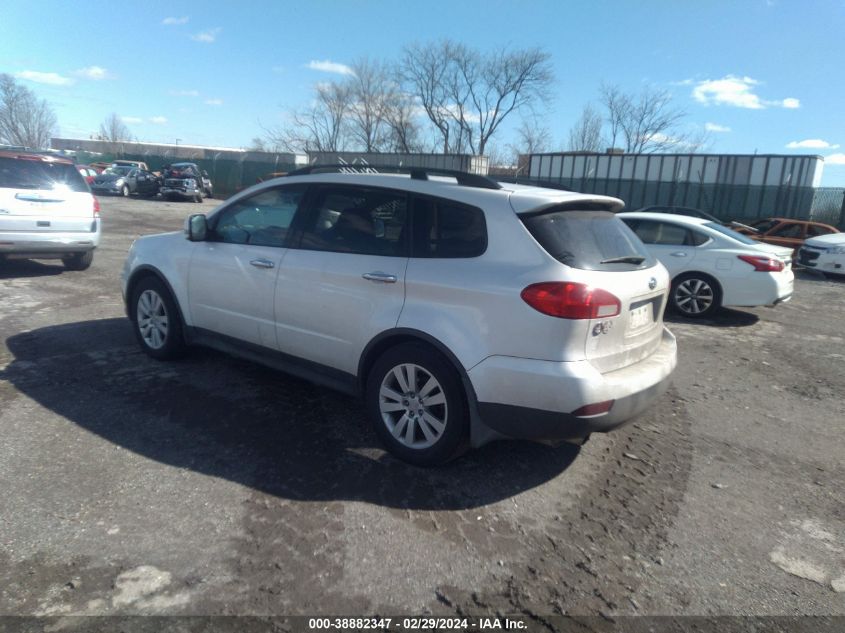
<box><xmin>74</xmin><ymin>150</ymin><xmax>298</xmax><ymax>198</ymax></box>
<box><xmin>517</xmin><ymin>175</ymin><xmax>845</xmax><ymax>228</ymax></box>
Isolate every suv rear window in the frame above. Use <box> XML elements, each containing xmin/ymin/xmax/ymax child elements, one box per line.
<box><xmin>522</xmin><ymin>208</ymin><xmax>654</xmax><ymax>271</ymax></box>
<box><xmin>0</xmin><ymin>157</ymin><xmax>89</xmax><ymax>192</ymax></box>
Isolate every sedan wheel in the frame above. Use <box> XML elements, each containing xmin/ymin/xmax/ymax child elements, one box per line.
<box><xmin>672</xmin><ymin>275</ymin><xmax>720</xmax><ymax>318</ymax></box>
<box><xmin>121</xmin><ymin>184</ymin><xmax>130</xmax><ymax>197</ymax></box>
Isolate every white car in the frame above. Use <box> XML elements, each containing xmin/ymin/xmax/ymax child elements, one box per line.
<box><xmin>0</xmin><ymin>150</ymin><xmax>101</xmax><ymax>270</ymax></box>
<box><xmin>122</xmin><ymin>167</ymin><xmax>677</xmax><ymax>465</ymax></box>
<box><xmin>797</xmin><ymin>232</ymin><xmax>845</xmax><ymax>276</ymax></box>
<box><xmin>619</xmin><ymin>212</ymin><xmax>794</xmax><ymax>318</ymax></box>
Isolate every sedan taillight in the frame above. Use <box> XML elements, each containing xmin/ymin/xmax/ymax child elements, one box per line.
<box><xmin>737</xmin><ymin>254</ymin><xmax>784</xmax><ymax>272</ymax></box>
<box><xmin>521</xmin><ymin>282</ymin><xmax>621</xmax><ymax>319</ymax></box>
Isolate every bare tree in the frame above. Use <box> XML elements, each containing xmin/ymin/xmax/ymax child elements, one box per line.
<box><xmin>98</xmin><ymin>113</ymin><xmax>133</xmax><ymax>142</ymax></box>
<box><xmin>382</xmin><ymin>89</ymin><xmax>424</xmax><ymax>153</ymax></box>
<box><xmin>347</xmin><ymin>58</ymin><xmax>392</xmax><ymax>152</ymax></box>
<box><xmin>267</xmin><ymin>82</ymin><xmax>353</xmax><ymax>153</ymax></box>
<box><xmin>514</xmin><ymin>116</ymin><xmax>551</xmax><ymax>155</ymax></box>
<box><xmin>400</xmin><ymin>40</ymin><xmax>465</xmax><ymax>153</ymax></box>
<box><xmin>402</xmin><ymin>41</ymin><xmax>553</xmax><ymax>156</ymax></box>
<box><xmin>598</xmin><ymin>84</ymin><xmax>692</xmax><ymax>153</ymax></box>
<box><xmin>567</xmin><ymin>104</ymin><xmax>603</xmax><ymax>152</ymax></box>
<box><xmin>0</xmin><ymin>74</ymin><xmax>57</xmax><ymax>149</ymax></box>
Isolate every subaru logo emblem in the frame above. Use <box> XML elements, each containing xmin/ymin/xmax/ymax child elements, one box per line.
<box><xmin>648</xmin><ymin>277</ymin><xmax>657</xmax><ymax>290</ymax></box>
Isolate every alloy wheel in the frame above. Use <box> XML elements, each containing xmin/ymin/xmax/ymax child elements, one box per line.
<box><xmin>136</xmin><ymin>289</ymin><xmax>169</xmax><ymax>349</ymax></box>
<box><xmin>378</xmin><ymin>363</ymin><xmax>448</xmax><ymax>449</ymax></box>
<box><xmin>675</xmin><ymin>278</ymin><xmax>714</xmax><ymax>315</ymax></box>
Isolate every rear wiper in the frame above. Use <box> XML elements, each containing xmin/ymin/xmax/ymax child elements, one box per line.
<box><xmin>600</xmin><ymin>255</ymin><xmax>645</xmax><ymax>265</ymax></box>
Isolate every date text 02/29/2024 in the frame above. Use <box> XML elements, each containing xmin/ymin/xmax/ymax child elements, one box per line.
<box><xmin>308</xmin><ymin>617</ymin><xmax>527</xmax><ymax>630</ymax></box>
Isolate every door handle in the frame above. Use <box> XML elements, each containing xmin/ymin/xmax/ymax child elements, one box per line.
<box><xmin>250</xmin><ymin>258</ymin><xmax>275</xmax><ymax>269</ymax></box>
<box><xmin>670</xmin><ymin>251</ymin><xmax>688</xmax><ymax>257</ymax></box>
<box><xmin>362</xmin><ymin>272</ymin><xmax>397</xmax><ymax>283</ymax></box>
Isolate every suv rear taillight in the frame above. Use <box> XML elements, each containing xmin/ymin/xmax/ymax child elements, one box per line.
<box><xmin>737</xmin><ymin>254</ymin><xmax>784</xmax><ymax>272</ymax></box>
<box><xmin>521</xmin><ymin>282</ymin><xmax>621</xmax><ymax>319</ymax></box>
<box><xmin>93</xmin><ymin>196</ymin><xmax>101</xmax><ymax>218</ymax></box>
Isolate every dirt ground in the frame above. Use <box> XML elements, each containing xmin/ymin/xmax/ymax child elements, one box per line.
<box><xmin>0</xmin><ymin>194</ymin><xmax>843</xmax><ymax>624</ymax></box>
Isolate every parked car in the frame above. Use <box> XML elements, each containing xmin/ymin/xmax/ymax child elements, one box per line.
<box><xmin>634</xmin><ymin>205</ymin><xmax>724</xmax><ymax>224</ymax></box>
<box><xmin>122</xmin><ymin>167</ymin><xmax>677</xmax><ymax>465</ymax></box>
<box><xmin>76</xmin><ymin>165</ymin><xmax>99</xmax><ymax>185</ymax></box>
<box><xmin>160</xmin><ymin>163</ymin><xmax>213</xmax><ymax>202</ymax></box>
<box><xmin>797</xmin><ymin>232</ymin><xmax>845</xmax><ymax>276</ymax></box>
<box><xmin>90</xmin><ymin>166</ymin><xmax>160</xmax><ymax>197</ymax></box>
<box><xmin>112</xmin><ymin>159</ymin><xmax>150</xmax><ymax>171</ymax></box>
<box><xmin>619</xmin><ymin>212</ymin><xmax>794</xmax><ymax>318</ymax></box>
<box><xmin>731</xmin><ymin>217</ymin><xmax>840</xmax><ymax>254</ymax></box>
<box><xmin>0</xmin><ymin>150</ymin><xmax>100</xmax><ymax>270</ymax></box>
<box><xmin>89</xmin><ymin>162</ymin><xmax>111</xmax><ymax>173</ymax></box>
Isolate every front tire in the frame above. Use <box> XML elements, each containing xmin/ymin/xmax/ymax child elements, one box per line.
<box><xmin>671</xmin><ymin>273</ymin><xmax>721</xmax><ymax>318</ymax></box>
<box><xmin>121</xmin><ymin>184</ymin><xmax>130</xmax><ymax>197</ymax></box>
<box><xmin>366</xmin><ymin>343</ymin><xmax>468</xmax><ymax>466</ymax></box>
<box><xmin>131</xmin><ymin>276</ymin><xmax>185</xmax><ymax>360</ymax></box>
<box><xmin>62</xmin><ymin>250</ymin><xmax>93</xmax><ymax>271</ymax></box>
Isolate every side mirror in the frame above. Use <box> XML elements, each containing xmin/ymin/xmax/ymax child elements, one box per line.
<box><xmin>184</xmin><ymin>214</ymin><xmax>208</xmax><ymax>241</ymax></box>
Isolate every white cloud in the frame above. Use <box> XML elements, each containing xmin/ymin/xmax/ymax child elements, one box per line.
<box><xmin>705</xmin><ymin>122</ymin><xmax>731</xmax><ymax>133</ymax></box>
<box><xmin>191</xmin><ymin>28</ymin><xmax>221</xmax><ymax>43</ymax></box>
<box><xmin>691</xmin><ymin>75</ymin><xmax>799</xmax><ymax>110</ymax></box>
<box><xmin>149</xmin><ymin>116</ymin><xmax>168</xmax><ymax>124</ymax></box>
<box><xmin>74</xmin><ymin>66</ymin><xmax>110</xmax><ymax>80</ymax></box>
<box><xmin>306</xmin><ymin>59</ymin><xmax>354</xmax><ymax>76</ymax></box>
<box><xmin>204</xmin><ymin>98</ymin><xmax>223</xmax><ymax>106</ymax></box>
<box><xmin>170</xmin><ymin>89</ymin><xmax>199</xmax><ymax>97</ymax></box>
<box><xmin>121</xmin><ymin>116</ymin><xmax>143</xmax><ymax>124</ymax></box>
<box><xmin>823</xmin><ymin>153</ymin><xmax>845</xmax><ymax>165</ymax></box>
<box><xmin>162</xmin><ymin>16</ymin><xmax>189</xmax><ymax>25</ymax></box>
<box><xmin>15</xmin><ymin>70</ymin><xmax>74</xmax><ymax>86</ymax></box>
<box><xmin>786</xmin><ymin>139</ymin><xmax>839</xmax><ymax>149</ymax></box>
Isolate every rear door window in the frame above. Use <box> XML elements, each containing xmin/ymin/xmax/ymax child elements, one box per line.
<box><xmin>522</xmin><ymin>209</ymin><xmax>654</xmax><ymax>271</ymax></box>
<box><xmin>0</xmin><ymin>157</ymin><xmax>88</xmax><ymax>192</ymax></box>
<box><xmin>411</xmin><ymin>196</ymin><xmax>487</xmax><ymax>258</ymax></box>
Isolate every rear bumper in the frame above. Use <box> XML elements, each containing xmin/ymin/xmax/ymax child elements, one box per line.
<box><xmin>469</xmin><ymin>327</ymin><xmax>677</xmax><ymax>440</ymax></box>
<box><xmin>0</xmin><ymin>228</ymin><xmax>100</xmax><ymax>256</ymax></box>
<box><xmin>722</xmin><ymin>270</ymin><xmax>794</xmax><ymax>307</ymax></box>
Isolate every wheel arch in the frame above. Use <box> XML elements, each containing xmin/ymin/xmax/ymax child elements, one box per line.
<box><xmin>672</xmin><ymin>270</ymin><xmax>724</xmax><ymax>295</ymax></box>
<box><xmin>357</xmin><ymin>329</ymin><xmax>478</xmax><ymax>406</ymax></box>
<box><xmin>125</xmin><ymin>265</ymin><xmax>188</xmax><ymax>332</ymax></box>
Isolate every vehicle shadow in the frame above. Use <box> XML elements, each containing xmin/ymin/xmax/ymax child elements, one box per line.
<box><xmin>0</xmin><ymin>259</ymin><xmax>65</xmax><ymax>279</ymax></box>
<box><xmin>665</xmin><ymin>307</ymin><xmax>759</xmax><ymax>328</ymax></box>
<box><xmin>1</xmin><ymin>319</ymin><xmax>580</xmax><ymax>511</ymax></box>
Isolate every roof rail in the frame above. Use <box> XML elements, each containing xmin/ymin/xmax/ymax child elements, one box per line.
<box><xmin>284</xmin><ymin>164</ymin><xmax>502</xmax><ymax>191</ymax></box>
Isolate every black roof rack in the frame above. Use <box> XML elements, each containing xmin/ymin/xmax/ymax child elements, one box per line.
<box><xmin>284</xmin><ymin>164</ymin><xmax>502</xmax><ymax>191</ymax></box>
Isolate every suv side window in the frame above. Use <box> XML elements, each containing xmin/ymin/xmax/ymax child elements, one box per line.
<box><xmin>210</xmin><ymin>184</ymin><xmax>307</xmax><ymax>248</ymax></box>
<box><xmin>297</xmin><ymin>186</ymin><xmax>408</xmax><ymax>257</ymax></box>
<box><xmin>412</xmin><ymin>196</ymin><xmax>487</xmax><ymax>258</ymax></box>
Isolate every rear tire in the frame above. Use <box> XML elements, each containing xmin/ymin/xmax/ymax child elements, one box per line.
<box><xmin>670</xmin><ymin>273</ymin><xmax>721</xmax><ymax>318</ymax></box>
<box><xmin>62</xmin><ymin>250</ymin><xmax>93</xmax><ymax>271</ymax></box>
<box><xmin>130</xmin><ymin>276</ymin><xmax>186</xmax><ymax>360</ymax></box>
<box><xmin>366</xmin><ymin>343</ymin><xmax>468</xmax><ymax>466</ymax></box>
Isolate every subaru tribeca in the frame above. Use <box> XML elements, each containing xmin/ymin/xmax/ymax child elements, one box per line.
<box><xmin>121</xmin><ymin>167</ymin><xmax>677</xmax><ymax>465</ymax></box>
<box><xmin>0</xmin><ymin>151</ymin><xmax>100</xmax><ymax>270</ymax></box>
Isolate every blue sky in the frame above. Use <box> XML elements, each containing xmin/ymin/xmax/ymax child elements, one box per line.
<box><xmin>2</xmin><ymin>0</ymin><xmax>844</xmax><ymax>184</ymax></box>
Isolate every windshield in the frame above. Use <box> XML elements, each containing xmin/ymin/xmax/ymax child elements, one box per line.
<box><xmin>0</xmin><ymin>157</ymin><xmax>89</xmax><ymax>192</ymax></box>
<box><xmin>104</xmin><ymin>166</ymin><xmax>132</xmax><ymax>176</ymax></box>
<box><xmin>522</xmin><ymin>209</ymin><xmax>655</xmax><ymax>271</ymax></box>
<box><xmin>704</xmin><ymin>222</ymin><xmax>759</xmax><ymax>245</ymax></box>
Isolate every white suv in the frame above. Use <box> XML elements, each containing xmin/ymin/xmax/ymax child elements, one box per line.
<box><xmin>121</xmin><ymin>167</ymin><xmax>677</xmax><ymax>465</ymax></box>
<box><xmin>0</xmin><ymin>151</ymin><xmax>101</xmax><ymax>270</ymax></box>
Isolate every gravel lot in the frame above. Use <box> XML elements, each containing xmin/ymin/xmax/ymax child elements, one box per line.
<box><xmin>1</xmin><ymin>194</ymin><xmax>843</xmax><ymax>621</ymax></box>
